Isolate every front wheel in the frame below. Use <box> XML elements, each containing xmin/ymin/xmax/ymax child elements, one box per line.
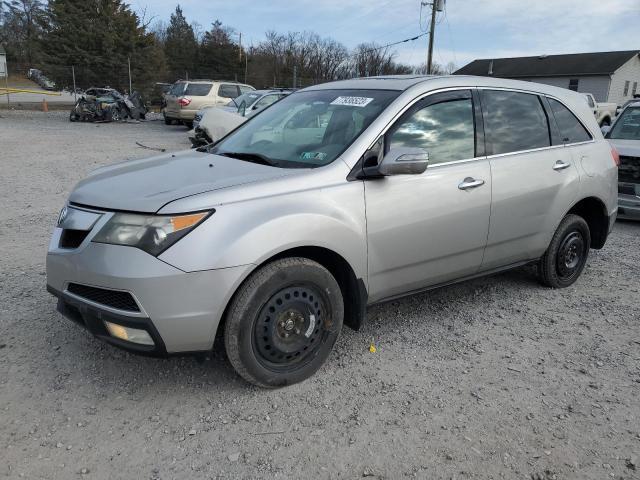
<box><xmin>224</xmin><ymin>257</ymin><xmax>344</xmax><ymax>388</ymax></box>
<box><xmin>538</xmin><ymin>214</ymin><xmax>591</xmax><ymax>288</ymax></box>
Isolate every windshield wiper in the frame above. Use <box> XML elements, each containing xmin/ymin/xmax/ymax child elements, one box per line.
<box><xmin>216</xmin><ymin>151</ymin><xmax>279</xmax><ymax>167</ymax></box>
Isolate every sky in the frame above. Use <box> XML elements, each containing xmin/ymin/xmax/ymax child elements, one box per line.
<box><xmin>128</xmin><ymin>0</ymin><xmax>640</xmax><ymax>70</ymax></box>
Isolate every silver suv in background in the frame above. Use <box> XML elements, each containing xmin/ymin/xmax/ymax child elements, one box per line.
<box><xmin>603</xmin><ymin>101</ymin><xmax>640</xmax><ymax>219</ymax></box>
<box><xmin>47</xmin><ymin>75</ymin><xmax>617</xmax><ymax>388</ymax></box>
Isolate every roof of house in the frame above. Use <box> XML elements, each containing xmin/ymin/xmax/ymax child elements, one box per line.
<box><xmin>454</xmin><ymin>50</ymin><xmax>640</xmax><ymax>78</ymax></box>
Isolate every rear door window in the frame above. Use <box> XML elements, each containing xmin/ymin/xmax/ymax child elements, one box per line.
<box><xmin>218</xmin><ymin>84</ymin><xmax>240</xmax><ymax>98</ymax></box>
<box><xmin>185</xmin><ymin>83</ymin><xmax>213</xmax><ymax>96</ymax></box>
<box><xmin>481</xmin><ymin>90</ymin><xmax>551</xmax><ymax>155</ymax></box>
<box><xmin>547</xmin><ymin>98</ymin><xmax>592</xmax><ymax>143</ymax></box>
<box><xmin>169</xmin><ymin>82</ymin><xmax>186</xmax><ymax>96</ymax></box>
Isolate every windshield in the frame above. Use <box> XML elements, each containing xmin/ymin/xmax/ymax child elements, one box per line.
<box><xmin>609</xmin><ymin>107</ymin><xmax>640</xmax><ymax>140</ymax></box>
<box><xmin>210</xmin><ymin>89</ymin><xmax>400</xmax><ymax>168</ymax></box>
<box><xmin>230</xmin><ymin>92</ymin><xmax>261</xmax><ymax>108</ymax></box>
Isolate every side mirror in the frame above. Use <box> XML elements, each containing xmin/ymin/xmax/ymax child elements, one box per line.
<box><xmin>600</xmin><ymin>125</ymin><xmax>611</xmax><ymax>136</ymax></box>
<box><xmin>378</xmin><ymin>147</ymin><xmax>429</xmax><ymax>176</ymax></box>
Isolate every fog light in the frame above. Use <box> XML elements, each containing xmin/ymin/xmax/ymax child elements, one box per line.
<box><xmin>105</xmin><ymin>321</ymin><xmax>154</xmax><ymax>346</ymax></box>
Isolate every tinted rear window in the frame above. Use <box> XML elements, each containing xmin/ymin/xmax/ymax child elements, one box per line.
<box><xmin>169</xmin><ymin>82</ymin><xmax>186</xmax><ymax>96</ymax></box>
<box><xmin>548</xmin><ymin>98</ymin><xmax>591</xmax><ymax>143</ymax></box>
<box><xmin>185</xmin><ymin>83</ymin><xmax>213</xmax><ymax>96</ymax></box>
<box><xmin>482</xmin><ymin>90</ymin><xmax>551</xmax><ymax>155</ymax></box>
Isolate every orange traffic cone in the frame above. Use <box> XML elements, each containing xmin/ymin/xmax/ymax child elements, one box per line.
<box><xmin>42</xmin><ymin>98</ymin><xmax>48</xmax><ymax>112</ymax></box>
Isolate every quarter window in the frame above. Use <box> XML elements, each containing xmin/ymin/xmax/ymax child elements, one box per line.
<box><xmin>219</xmin><ymin>84</ymin><xmax>239</xmax><ymax>98</ymax></box>
<box><xmin>481</xmin><ymin>90</ymin><xmax>551</xmax><ymax>155</ymax></box>
<box><xmin>547</xmin><ymin>98</ymin><xmax>591</xmax><ymax>144</ymax></box>
<box><xmin>568</xmin><ymin>78</ymin><xmax>579</xmax><ymax>91</ymax></box>
<box><xmin>387</xmin><ymin>97</ymin><xmax>475</xmax><ymax>165</ymax></box>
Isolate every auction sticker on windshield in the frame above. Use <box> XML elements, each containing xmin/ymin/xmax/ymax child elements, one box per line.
<box><xmin>330</xmin><ymin>96</ymin><xmax>374</xmax><ymax>107</ymax></box>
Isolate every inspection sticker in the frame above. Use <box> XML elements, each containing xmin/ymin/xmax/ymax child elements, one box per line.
<box><xmin>330</xmin><ymin>96</ymin><xmax>374</xmax><ymax>107</ymax></box>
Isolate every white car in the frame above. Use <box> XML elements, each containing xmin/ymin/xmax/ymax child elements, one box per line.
<box><xmin>190</xmin><ymin>90</ymin><xmax>292</xmax><ymax>146</ymax></box>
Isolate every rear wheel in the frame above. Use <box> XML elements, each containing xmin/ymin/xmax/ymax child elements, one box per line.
<box><xmin>224</xmin><ymin>257</ymin><xmax>344</xmax><ymax>388</ymax></box>
<box><xmin>538</xmin><ymin>214</ymin><xmax>590</xmax><ymax>288</ymax></box>
<box><xmin>164</xmin><ymin>115</ymin><xmax>172</xmax><ymax>125</ymax></box>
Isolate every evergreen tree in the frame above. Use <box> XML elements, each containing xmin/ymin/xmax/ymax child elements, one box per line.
<box><xmin>198</xmin><ymin>20</ymin><xmax>242</xmax><ymax>80</ymax></box>
<box><xmin>164</xmin><ymin>5</ymin><xmax>197</xmax><ymax>80</ymax></box>
<box><xmin>43</xmin><ymin>0</ymin><xmax>166</xmax><ymax>95</ymax></box>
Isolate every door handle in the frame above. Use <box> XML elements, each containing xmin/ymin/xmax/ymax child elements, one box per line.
<box><xmin>458</xmin><ymin>177</ymin><xmax>485</xmax><ymax>190</ymax></box>
<box><xmin>553</xmin><ymin>160</ymin><xmax>571</xmax><ymax>171</ymax></box>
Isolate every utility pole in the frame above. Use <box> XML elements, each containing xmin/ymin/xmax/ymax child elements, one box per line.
<box><xmin>127</xmin><ymin>57</ymin><xmax>132</xmax><ymax>94</ymax></box>
<box><xmin>72</xmin><ymin>65</ymin><xmax>77</xmax><ymax>102</ymax></box>
<box><xmin>423</xmin><ymin>0</ymin><xmax>444</xmax><ymax>74</ymax></box>
<box><xmin>293</xmin><ymin>65</ymin><xmax>297</xmax><ymax>89</ymax></box>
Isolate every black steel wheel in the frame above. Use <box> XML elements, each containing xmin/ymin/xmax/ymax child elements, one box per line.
<box><xmin>224</xmin><ymin>257</ymin><xmax>344</xmax><ymax>388</ymax></box>
<box><xmin>538</xmin><ymin>214</ymin><xmax>590</xmax><ymax>288</ymax></box>
<box><xmin>253</xmin><ymin>285</ymin><xmax>329</xmax><ymax>369</ymax></box>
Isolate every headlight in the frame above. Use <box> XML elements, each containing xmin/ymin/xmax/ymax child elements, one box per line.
<box><xmin>92</xmin><ymin>211</ymin><xmax>211</xmax><ymax>256</ymax></box>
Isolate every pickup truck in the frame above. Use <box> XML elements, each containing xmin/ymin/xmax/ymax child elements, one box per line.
<box><xmin>583</xmin><ymin>93</ymin><xmax>617</xmax><ymax>127</ymax></box>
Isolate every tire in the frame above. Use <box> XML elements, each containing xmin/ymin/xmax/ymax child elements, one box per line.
<box><xmin>224</xmin><ymin>257</ymin><xmax>344</xmax><ymax>388</ymax></box>
<box><xmin>538</xmin><ymin>214</ymin><xmax>591</xmax><ymax>288</ymax></box>
<box><xmin>164</xmin><ymin>115</ymin><xmax>172</xmax><ymax>125</ymax></box>
<box><xmin>110</xmin><ymin>108</ymin><xmax>122</xmax><ymax>122</ymax></box>
<box><xmin>601</xmin><ymin>118</ymin><xmax>611</xmax><ymax>127</ymax></box>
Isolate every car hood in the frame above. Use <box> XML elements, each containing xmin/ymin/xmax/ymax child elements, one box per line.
<box><xmin>69</xmin><ymin>150</ymin><xmax>297</xmax><ymax>213</ymax></box>
<box><xmin>609</xmin><ymin>138</ymin><xmax>640</xmax><ymax>157</ymax></box>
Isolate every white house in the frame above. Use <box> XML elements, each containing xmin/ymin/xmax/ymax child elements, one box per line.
<box><xmin>455</xmin><ymin>50</ymin><xmax>640</xmax><ymax>105</ymax></box>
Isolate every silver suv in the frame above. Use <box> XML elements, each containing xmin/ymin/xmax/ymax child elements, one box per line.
<box><xmin>47</xmin><ymin>76</ymin><xmax>618</xmax><ymax>388</ymax></box>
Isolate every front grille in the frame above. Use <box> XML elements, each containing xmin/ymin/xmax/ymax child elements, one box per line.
<box><xmin>59</xmin><ymin>229</ymin><xmax>90</xmax><ymax>249</ymax></box>
<box><xmin>619</xmin><ymin>155</ymin><xmax>640</xmax><ymax>185</ymax></box>
<box><xmin>67</xmin><ymin>283</ymin><xmax>140</xmax><ymax>312</ymax></box>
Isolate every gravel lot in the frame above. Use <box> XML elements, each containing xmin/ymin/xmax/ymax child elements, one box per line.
<box><xmin>1</xmin><ymin>110</ymin><xmax>639</xmax><ymax>480</ymax></box>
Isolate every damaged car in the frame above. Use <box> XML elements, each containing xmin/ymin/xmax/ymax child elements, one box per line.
<box><xmin>70</xmin><ymin>88</ymin><xmax>148</xmax><ymax>123</ymax></box>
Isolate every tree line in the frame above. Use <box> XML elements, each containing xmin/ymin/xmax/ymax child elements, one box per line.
<box><xmin>0</xmin><ymin>1</ymin><xmax>456</xmax><ymax>95</ymax></box>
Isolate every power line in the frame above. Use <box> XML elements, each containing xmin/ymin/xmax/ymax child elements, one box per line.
<box><xmin>348</xmin><ymin>32</ymin><xmax>429</xmax><ymax>59</ymax></box>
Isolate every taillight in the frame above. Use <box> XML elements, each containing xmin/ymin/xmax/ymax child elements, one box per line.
<box><xmin>178</xmin><ymin>97</ymin><xmax>191</xmax><ymax>107</ymax></box>
<box><xmin>611</xmin><ymin>146</ymin><xmax>620</xmax><ymax>167</ymax></box>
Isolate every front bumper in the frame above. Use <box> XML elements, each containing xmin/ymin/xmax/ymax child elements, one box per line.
<box><xmin>618</xmin><ymin>191</ymin><xmax>640</xmax><ymax>221</ymax></box>
<box><xmin>48</xmin><ymin>284</ymin><xmax>169</xmax><ymax>356</ymax></box>
<box><xmin>47</xmin><ymin>235</ymin><xmax>252</xmax><ymax>354</ymax></box>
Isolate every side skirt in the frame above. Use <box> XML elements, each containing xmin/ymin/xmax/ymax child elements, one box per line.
<box><xmin>368</xmin><ymin>259</ymin><xmax>538</xmax><ymax>307</ymax></box>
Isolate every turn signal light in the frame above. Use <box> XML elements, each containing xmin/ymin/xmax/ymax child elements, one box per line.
<box><xmin>611</xmin><ymin>146</ymin><xmax>620</xmax><ymax>167</ymax></box>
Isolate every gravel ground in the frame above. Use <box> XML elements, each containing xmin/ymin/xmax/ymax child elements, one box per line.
<box><xmin>1</xmin><ymin>110</ymin><xmax>639</xmax><ymax>480</ymax></box>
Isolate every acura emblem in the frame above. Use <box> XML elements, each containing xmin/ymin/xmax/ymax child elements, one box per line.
<box><xmin>57</xmin><ymin>206</ymin><xmax>68</xmax><ymax>226</ymax></box>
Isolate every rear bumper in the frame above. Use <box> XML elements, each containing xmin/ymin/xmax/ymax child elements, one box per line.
<box><xmin>165</xmin><ymin>108</ymin><xmax>197</xmax><ymax>121</ymax></box>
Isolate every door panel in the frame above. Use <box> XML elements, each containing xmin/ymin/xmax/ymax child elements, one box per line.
<box><xmin>481</xmin><ymin>148</ymin><xmax>579</xmax><ymax>270</ymax></box>
<box><xmin>479</xmin><ymin>89</ymin><xmax>581</xmax><ymax>270</ymax></box>
<box><xmin>366</xmin><ymin>161</ymin><xmax>492</xmax><ymax>302</ymax></box>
